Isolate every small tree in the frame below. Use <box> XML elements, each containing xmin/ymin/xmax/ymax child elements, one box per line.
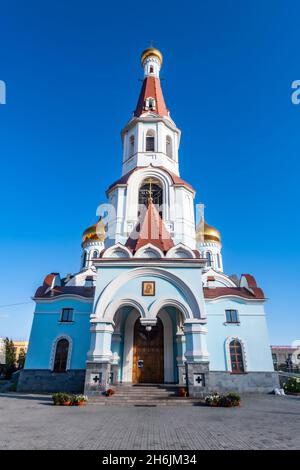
<box><xmin>4</xmin><ymin>338</ymin><xmax>16</xmax><ymax>379</ymax></box>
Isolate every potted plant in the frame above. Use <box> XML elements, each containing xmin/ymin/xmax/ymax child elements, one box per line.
<box><xmin>205</xmin><ymin>393</ymin><xmax>220</xmax><ymax>407</ymax></box>
<box><xmin>106</xmin><ymin>388</ymin><xmax>115</xmax><ymax>397</ymax></box>
<box><xmin>52</xmin><ymin>392</ymin><xmax>72</xmax><ymax>406</ymax></box>
<box><xmin>205</xmin><ymin>392</ymin><xmax>241</xmax><ymax>407</ymax></box>
<box><xmin>61</xmin><ymin>393</ymin><xmax>72</xmax><ymax>406</ymax></box>
<box><xmin>178</xmin><ymin>387</ymin><xmax>188</xmax><ymax>397</ymax></box>
<box><xmin>71</xmin><ymin>394</ymin><xmax>88</xmax><ymax>406</ymax></box>
<box><xmin>226</xmin><ymin>392</ymin><xmax>241</xmax><ymax>407</ymax></box>
<box><xmin>52</xmin><ymin>392</ymin><xmax>61</xmax><ymax>406</ymax></box>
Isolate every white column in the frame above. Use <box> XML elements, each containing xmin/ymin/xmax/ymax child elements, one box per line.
<box><xmin>184</xmin><ymin>320</ymin><xmax>209</xmax><ymax>363</ymax></box>
<box><xmin>87</xmin><ymin>322</ymin><xmax>114</xmax><ymax>362</ymax></box>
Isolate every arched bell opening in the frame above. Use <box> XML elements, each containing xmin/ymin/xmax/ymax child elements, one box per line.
<box><xmin>138</xmin><ymin>178</ymin><xmax>163</xmax><ymax>218</ymax></box>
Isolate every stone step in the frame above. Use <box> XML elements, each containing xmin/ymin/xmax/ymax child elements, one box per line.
<box><xmin>88</xmin><ymin>399</ymin><xmax>199</xmax><ymax>406</ymax></box>
<box><xmin>87</xmin><ymin>384</ymin><xmax>192</xmax><ymax>406</ymax></box>
<box><xmin>111</xmin><ymin>390</ymin><xmax>176</xmax><ymax>396</ymax></box>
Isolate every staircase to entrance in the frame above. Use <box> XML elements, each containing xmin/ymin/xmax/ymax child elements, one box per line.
<box><xmin>88</xmin><ymin>384</ymin><xmax>200</xmax><ymax>406</ymax></box>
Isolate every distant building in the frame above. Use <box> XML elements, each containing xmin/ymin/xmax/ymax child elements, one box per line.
<box><xmin>13</xmin><ymin>341</ymin><xmax>28</xmax><ymax>365</ymax></box>
<box><xmin>0</xmin><ymin>338</ymin><xmax>5</xmax><ymax>364</ymax></box>
<box><xmin>271</xmin><ymin>344</ymin><xmax>300</xmax><ymax>369</ymax></box>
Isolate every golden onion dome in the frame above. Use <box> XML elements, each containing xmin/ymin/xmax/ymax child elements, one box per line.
<box><xmin>196</xmin><ymin>221</ymin><xmax>221</xmax><ymax>244</ymax></box>
<box><xmin>82</xmin><ymin>216</ymin><xmax>106</xmax><ymax>244</ymax></box>
<box><xmin>141</xmin><ymin>47</ymin><xmax>163</xmax><ymax>66</ymax></box>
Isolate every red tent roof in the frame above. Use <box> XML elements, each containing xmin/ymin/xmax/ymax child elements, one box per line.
<box><xmin>126</xmin><ymin>200</ymin><xmax>174</xmax><ymax>254</ymax></box>
<box><xmin>134</xmin><ymin>76</ymin><xmax>169</xmax><ymax>117</ymax></box>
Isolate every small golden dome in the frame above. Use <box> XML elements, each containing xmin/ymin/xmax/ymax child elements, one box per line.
<box><xmin>82</xmin><ymin>216</ymin><xmax>106</xmax><ymax>244</ymax></box>
<box><xmin>196</xmin><ymin>221</ymin><xmax>221</xmax><ymax>244</ymax></box>
<box><xmin>141</xmin><ymin>47</ymin><xmax>163</xmax><ymax>66</ymax></box>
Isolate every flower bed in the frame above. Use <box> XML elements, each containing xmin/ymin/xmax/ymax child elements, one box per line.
<box><xmin>283</xmin><ymin>377</ymin><xmax>300</xmax><ymax>395</ymax></box>
<box><xmin>205</xmin><ymin>392</ymin><xmax>241</xmax><ymax>407</ymax></box>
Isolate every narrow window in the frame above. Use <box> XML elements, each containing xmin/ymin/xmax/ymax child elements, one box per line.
<box><xmin>206</xmin><ymin>251</ymin><xmax>212</xmax><ymax>267</ymax></box>
<box><xmin>217</xmin><ymin>253</ymin><xmax>221</xmax><ymax>268</ymax></box>
<box><xmin>92</xmin><ymin>250</ymin><xmax>98</xmax><ymax>259</ymax></box>
<box><xmin>82</xmin><ymin>251</ymin><xmax>87</xmax><ymax>268</ymax></box>
<box><xmin>146</xmin><ymin>131</ymin><xmax>155</xmax><ymax>151</ymax></box>
<box><xmin>60</xmin><ymin>308</ymin><xmax>74</xmax><ymax>323</ymax></box>
<box><xmin>149</xmin><ymin>65</ymin><xmax>154</xmax><ymax>73</ymax></box>
<box><xmin>225</xmin><ymin>309</ymin><xmax>239</xmax><ymax>323</ymax></box>
<box><xmin>129</xmin><ymin>135</ymin><xmax>134</xmax><ymax>156</ymax></box>
<box><xmin>53</xmin><ymin>339</ymin><xmax>69</xmax><ymax>372</ymax></box>
<box><xmin>166</xmin><ymin>136</ymin><xmax>172</xmax><ymax>158</ymax></box>
<box><xmin>230</xmin><ymin>339</ymin><xmax>244</xmax><ymax>373</ymax></box>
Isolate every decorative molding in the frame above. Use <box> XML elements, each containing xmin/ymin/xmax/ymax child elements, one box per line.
<box><xmin>34</xmin><ymin>295</ymin><xmax>94</xmax><ymax>304</ymax></box>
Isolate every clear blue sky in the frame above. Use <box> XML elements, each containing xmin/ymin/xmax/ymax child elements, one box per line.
<box><xmin>0</xmin><ymin>0</ymin><xmax>299</xmax><ymax>343</ymax></box>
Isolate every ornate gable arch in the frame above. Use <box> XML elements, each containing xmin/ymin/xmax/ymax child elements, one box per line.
<box><xmin>93</xmin><ymin>267</ymin><xmax>205</xmax><ymax>322</ymax></box>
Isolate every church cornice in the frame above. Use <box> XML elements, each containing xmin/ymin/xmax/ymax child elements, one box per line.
<box><xmin>121</xmin><ymin>115</ymin><xmax>180</xmax><ymax>139</ymax></box>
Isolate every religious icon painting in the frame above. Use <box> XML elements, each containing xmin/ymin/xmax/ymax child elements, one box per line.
<box><xmin>142</xmin><ymin>281</ymin><xmax>155</xmax><ymax>296</ymax></box>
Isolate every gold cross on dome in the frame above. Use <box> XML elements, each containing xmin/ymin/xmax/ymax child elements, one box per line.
<box><xmin>146</xmin><ymin>178</ymin><xmax>154</xmax><ymax>203</ymax></box>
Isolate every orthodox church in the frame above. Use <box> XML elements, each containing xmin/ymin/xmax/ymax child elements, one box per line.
<box><xmin>19</xmin><ymin>48</ymin><xmax>278</xmax><ymax>396</ymax></box>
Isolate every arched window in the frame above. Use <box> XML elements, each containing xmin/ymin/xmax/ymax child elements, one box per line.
<box><xmin>217</xmin><ymin>253</ymin><xmax>221</xmax><ymax>269</ymax></box>
<box><xmin>138</xmin><ymin>179</ymin><xmax>163</xmax><ymax>216</ymax></box>
<box><xmin>206</xmin><ymin>251</ymin><xmax>212</xmax><ymax>267</ymax></box>
<box><xmin>93</xmin><ymin>250</ymin><xmax>98</xmax><ymax>259</ymax></box>
<box><xmin>146</xmin><ymin>130</ymin><xmax>155</xmax><ymax>151</ymax></box>
<box><xmin>53</xmin><ymin>339</ymin><xmax>69</xmax><ymax>373</ymax></box>
<box><xmin>129</xmin><ymin>135</ymin><xmax>134</xmax><ymax>156</ymax></box>
<box><xmin>149</xmin><ymin>65</ymin><xmax>154</xmax><ymax>73</ymax></box>
<box><xmin>166</xmin><ymin>135</ymin><xmax>172</xmax><ymax>158</ymax></box>
<box><xmin>229</xmin><ymin>339</ymin><xmax>244</xmax><ymax>373</ymax></box>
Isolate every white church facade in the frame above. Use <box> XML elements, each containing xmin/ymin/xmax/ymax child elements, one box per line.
<box><xmin>19</xmin><ymin>48</ymin><xmax>278</xmax><ymax>396</ymax></box>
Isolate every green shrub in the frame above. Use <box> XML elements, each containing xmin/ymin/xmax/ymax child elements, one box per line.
<box><xmin>226</xmin><ymin>392</ymin><xmax>241</xmax><ymax>406</ymax></box>
<box><xmin>205</xmin><ymin>391</ymin><xmax>241</xmax><ymax>407</ymax></box>
<box><xmin>52</xmin><ymin>392</ymin><xmax>72</xmax><ymax>405</ymax></box>
<box><xmin>283</xmin><ymin>377</ymin><xmax>300</xmax><ymax>394</ymax></box>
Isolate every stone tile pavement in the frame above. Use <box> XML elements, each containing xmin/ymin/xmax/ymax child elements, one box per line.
<box><xmin>0</xmin><ymin>393</ymin><xmax>299</xmax><ymax>450</ymax></box>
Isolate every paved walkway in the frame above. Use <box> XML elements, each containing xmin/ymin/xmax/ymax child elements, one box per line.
<box><xmin>0</xmin><ymin>393</ymin><xmax>299</xmax><ymax>450</ymax></box>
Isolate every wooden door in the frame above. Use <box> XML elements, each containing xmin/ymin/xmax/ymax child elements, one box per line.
<box><xmin>132</xmin><ymin>317</ymin><xmax>164</xmax><ymax>383</ymax></box>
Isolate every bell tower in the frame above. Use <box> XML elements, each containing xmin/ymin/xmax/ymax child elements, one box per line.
<box><xmin>121</xmin><ymin>48</ymin><xmax>181</xmax><ymax>176</ymax></box>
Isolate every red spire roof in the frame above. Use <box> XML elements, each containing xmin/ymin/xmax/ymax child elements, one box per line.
<box><xmin>126</xmin><ymin>201</ymin><xmax>174</xmax><ymax>254</ymax></box>
<box><xmin>134</xmin><ymin>76</ymin><xmax>169</xmax><ymax>118</ymax></box>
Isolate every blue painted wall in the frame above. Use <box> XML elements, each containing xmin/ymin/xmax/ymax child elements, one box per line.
<box><xmin>25</xmin><ymin>298</ymin><xmax>93</xmax><ymax>369</ymax></box>
<box><xmin>206</xmin><ymin>299</ymin><xmax>274</xmax><ymax>371</ymax></box>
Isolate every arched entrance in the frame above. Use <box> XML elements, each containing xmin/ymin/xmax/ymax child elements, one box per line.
<box><xmin>132</xmin><ymin>317</ymin><xmax>164</xmax><ymax>383</ymax></box>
